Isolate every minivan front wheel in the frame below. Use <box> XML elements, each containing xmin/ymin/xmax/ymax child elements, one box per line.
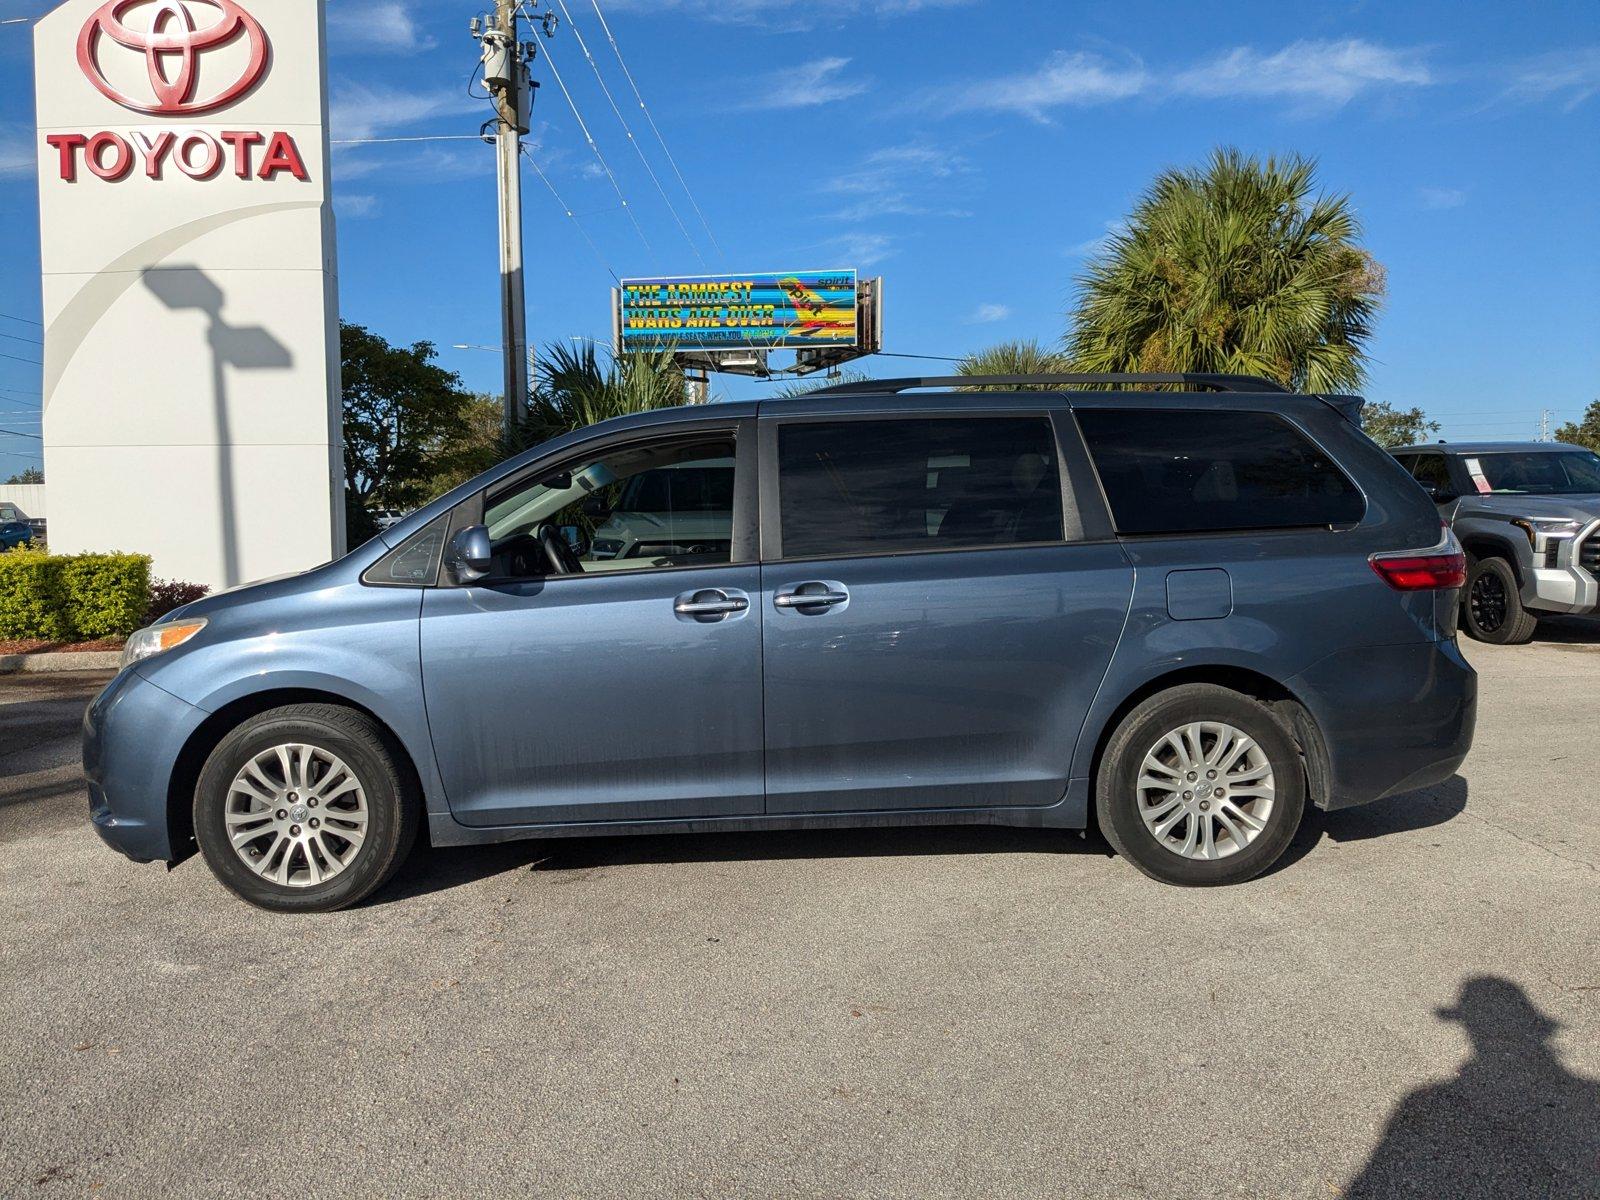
<box><xmin>194</xmin><ymin>704</ymin><xmax>420</xmax><ymax>912</ymax></box>
<box><xmin>1096</xmin><ymin>684</ymin><xmax>1305</xmax><ymax>886</ymax></box>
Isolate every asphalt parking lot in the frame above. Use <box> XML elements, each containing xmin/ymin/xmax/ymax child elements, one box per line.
<box><xmin>3</xmin><ymin>630</ymin><xmax>1598</xmax><ymax>1198</ymax></box>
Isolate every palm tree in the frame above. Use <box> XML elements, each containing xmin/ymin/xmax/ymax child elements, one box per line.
<box><xmin>1066</xmin><ymin>148</ymin><xmax>1382</xmax><ymax>392</ymax></box>
<box><xmin>512</xmin><ymin>340</ymin><xmax>688</xmax><ymax>450</ymax></box>
<box><xmin>957</xmin><ymin>339</ymin><xmax>1072</xmax><ymax>389</ymax></box>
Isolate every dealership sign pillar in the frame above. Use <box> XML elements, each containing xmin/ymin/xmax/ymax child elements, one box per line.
<box><xmin>34</xmin><ymin>0</ymin><xmax>342</xmax><ymax>589</ymax></box>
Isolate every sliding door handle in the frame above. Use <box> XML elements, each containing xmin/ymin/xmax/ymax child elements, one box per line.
<box><xmin>774</xmin><ymin>582</ymin><xmax>850</xmax><ymax>610</ymax></box>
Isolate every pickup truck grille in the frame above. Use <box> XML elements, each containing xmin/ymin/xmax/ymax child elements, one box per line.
<box><xmin>1580</xmin><ymin>532</ymin><xmax>1600</xmax><ymax>578</ymax></box>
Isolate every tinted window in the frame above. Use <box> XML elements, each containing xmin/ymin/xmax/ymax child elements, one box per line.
<box><xmin>777</xmin><ymin>417</ymin><xmax>1063</xmax><ymax>559</ymax></box>
<box><xmin>1468</xmin><ymin>451</ymin><xmax>1600</xmax><ymax>496</ymax></box>
<box><xmin>1408</xmin><ymin>454</ymin><xmax>1452</xmax><ymax>490</ymax></box>
<box><xmin>1077</xmin><ymin>409</ymin><xmax>1364</xmax><ymax>535</ymax></box>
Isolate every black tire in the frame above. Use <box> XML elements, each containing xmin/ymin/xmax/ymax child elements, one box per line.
<box><xmin>1095</xmin><ymin>684</ymin><xmax>1306</xmax><ymax>887</ymax></box>
<box><xmin>1462</xmin><ymin>556</ymin><xmax>1538</xmax><ymax>645</ymax></box>
<box><xmin>193</xmin><ymin>704</ymin><xmax>420</xmax><ymax>912</ymax></box>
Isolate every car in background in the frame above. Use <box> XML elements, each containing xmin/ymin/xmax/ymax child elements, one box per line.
<box><xmin>85</xmin><ymin>372</ymin><xmax>1476</xmax><ymax>911</ymax></box>
<box><xmin>0</xmin><ymin>518</ymin><xmax>33</xmax><ymax>551</ymax></box>
<box><xmin>586</xmin><ymin>458</ymin><xmax>735</xmax><ymax>566</ymax></box>
<box><xmin>1391</xmin><ymin>441</ymin><xmax>1600</xmax><ymax>643</ymax></box>
<box><xmin>372</xmin><ymin>510</ymin><xmax>404</xmax><ymax>532</ymax></box>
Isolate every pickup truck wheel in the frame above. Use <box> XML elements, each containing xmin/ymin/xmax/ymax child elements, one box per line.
<box><xmin>1095</xmin><ymin>684</ymin><xmax>1305</xmax><ymax>887</ymax></box>
<box><xmin>1462</xmin><ymin>556</ymin><xmax>1538</xmax><ymax>645</ymax></box>
<box><xmin>193</xmin><ymin>704</ymin><xmax>420</xmax><ymax>913</ymax></box>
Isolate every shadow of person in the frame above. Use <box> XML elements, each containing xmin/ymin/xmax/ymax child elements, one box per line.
<box><xmin>1345</xmin><ymin>976</ymin><xmax>1600</xmax><ymax>1198</ymax></box>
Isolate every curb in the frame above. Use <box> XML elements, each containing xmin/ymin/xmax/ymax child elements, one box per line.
<box><xmin>0</xmin><ymin>651</ymin><xmax>122</xmax><ymax>674</ymax></box>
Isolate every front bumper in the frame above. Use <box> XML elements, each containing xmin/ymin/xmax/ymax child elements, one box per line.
<box><xmin>1521</xmin><ymin>520</ymin><xmax>1600</xmax><ymax>615</ymax></box>
<box><xmin>1288</xmin><ymin>638</ymin><xmax>1477</xmax><ymax>811</ymax></box>
<box><xmin>83</xmin><ymin>667</ymin><xmax>207</xmax><ymax>863</ymax></box>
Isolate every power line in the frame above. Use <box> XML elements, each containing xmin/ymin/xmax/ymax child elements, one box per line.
<box><xmin>520</xmin><ymin>145</ymin><xmax>620</xmax><ymax>283</ymax></box>
<box><xmin>0</xmin><ymin>427</ymin><xmax>41</xmax><ymax>440</ymax></box>
<box><xmin>522</xmin><ymin>5</ymin><xmax>657</xmax><ymax>268</ymax></box>
<box><xmin>549</xmin><ymin>0</ymin><xmax>706</xmax><ymax>268</ymax></box>
<box><xmin>588</xmin><ymin>0</ymin><xmax>723</xmax><ymax>262</ymax></box>
<box><xmin>329</xmin><ymin>134</ymin><xmax>484</xmax><ymax>145</ymax></box>
<box><xmin>0</xmin><ymin>331</ymin><xmax>42</xmax><ymax>346</ymax></box>
<box><xmin>0</xmin><ymin>352</ymin><xmax>42</xmax><ymax>366</ymax></box>
<box><xmin>0</xmin><ymin>313</ymin><xmax>42</xmax><ymax>327</ymax></box>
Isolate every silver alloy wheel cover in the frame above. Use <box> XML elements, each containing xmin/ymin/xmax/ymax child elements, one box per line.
<box><xmin>224</xmin><ymin>743</ymin><xmax>370</xmax><ymax>888</ymax></box>
<box><xmin>1135</xmin><ymin>721</ymin><xmax>1276</xmax><ymax>861</ymax></box>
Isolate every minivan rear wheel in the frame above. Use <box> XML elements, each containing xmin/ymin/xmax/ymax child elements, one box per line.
<box><xmin>1095</xmin><ymin>684</ymin><xmax>1305</xmax><ymax>886</ymax></box>
<box><xmin>193</xmin><ymin>704</ymin><xmax>420</xmax><ymax>913</ymax></box>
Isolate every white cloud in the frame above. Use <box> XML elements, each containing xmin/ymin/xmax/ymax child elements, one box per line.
<box><xmin>823</xmin><ymin>142</ymin><xmax>971</xmax><ymax>221</ymax></box>
<box><xmin>936</xmin><ymin>50</ymin><xmax>1147</xmax><ymax>121</ymax></box>
<box><xmin>603</xmin><ymin>0</ymin><xmax>972</xmax><ymax>28</ymax></box>
<box><xmin>1500</xmin><ymin>46</ymin><xmax>1600</xmax><ymax>111</ymax></box>
<box><xmin>738</xmin><ymin>58</ymin><xmax>871</xmax><ymax>109</ymax></box>
<box><xmin>819</xmin><ymin>231</ymin><xmax>894</xmax><ymax>268</ymax></box>
<box><xmin>966</xmin><ymin>303</ymin><xmax>1010</xmax><ymax>324</ymax></box>
<box><xmin>921</xmin><ymin>38</ymin><xmax>1432</xmax><ymax>121</ymax></box>
<box><xmin>326</xmin><ymin>2</ymin><xmax>437</xmax><ymax>53</ymax></box>
<box><xmin>0</xmin><ymin>127</ymin><xmax>35</xmax><ymax>179</ymax></box>
<box><xmin>1418</xmin><ymin>186</ymin><xmax>1466</xmax><ymax>210</ymax></box>
<box><xmin>327</xmin><ymin>82</ymin><xmax>480</xmax><ymax>141</ymax></box>
<box><xmin>1173</xmin><ymin>39</ymin><xmax>1432</xmax><ymax>108</ymax></box>
<box><xmin>336</xmin><ymin>193</ymin><xmax>380</xmax><ymax>218</ymax></box>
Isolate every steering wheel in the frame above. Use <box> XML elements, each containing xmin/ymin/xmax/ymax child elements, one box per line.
<box><xmin>536</xmin><ymin>523</ymin><xmax>584</xmax><ymax>576</ymax></box>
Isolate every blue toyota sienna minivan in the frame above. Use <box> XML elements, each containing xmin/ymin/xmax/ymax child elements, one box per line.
<box><xmin>84</xmin><ymin>373</ymin><xmax>1477</xmax><ymax>911</ymax></box>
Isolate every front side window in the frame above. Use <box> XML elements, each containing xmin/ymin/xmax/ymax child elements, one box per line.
<box><xmin>1465</xmin><ymin>451</ymin><xmax>1600</xmax><ymax>496</ymax></box>
<box><xmin>1409</xmin><ymin>455</ymin><xmax>1452</xmax><ymax>491</ymax></box>
<box><xmin>777</xmin><ymin>417</ymin><xmax>1063</xmax><ymax>560</ymax></box>
<box><xmin>482</xmin><ymin>434</ymin><xmax>736</xmax><ymax>578</ymax></box>
<box><xmin>1077</xmin><ymin>408</ymin><xmax>1365</xmax><ymax>535</ymax></box>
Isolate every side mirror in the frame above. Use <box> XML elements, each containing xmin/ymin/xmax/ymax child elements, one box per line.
<box><xmin>445</xmin><ymin>524</ymin><xmax>494</xmax><ymax>584</ymax></box>
<box><xmin>1419</xmin><ymin>481</ymin><xmax>1457</xmax><ymax>503</ymax></box>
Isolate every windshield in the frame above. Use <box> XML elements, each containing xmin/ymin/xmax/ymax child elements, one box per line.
<box><xmin>1467</xmin><ymin>451</ymin><xmax>1600</xmax><ymax>496</ymax></box>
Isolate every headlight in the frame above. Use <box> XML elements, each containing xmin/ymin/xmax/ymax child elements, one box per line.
<box><xmin>1511</xmin><ymin>518</ymin><xmax>1582</xmax><ymax>546</ymax></box>
<box><xmin>120</xmin><ymin>618</ymin><xmax>207</xmax><ymax>669</ymax></box>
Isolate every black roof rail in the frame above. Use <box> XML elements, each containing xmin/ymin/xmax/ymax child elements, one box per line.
<box><xmin>801</xmin><ymin>372</ymin><xmax>1293</xmax><ymax>397</ymax></box>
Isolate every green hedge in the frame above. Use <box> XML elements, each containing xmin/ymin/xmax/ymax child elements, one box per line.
<box><xmin>0</xmin><ymin>549</ymin><xmax>151</xmax><ymax>642</ymax></box>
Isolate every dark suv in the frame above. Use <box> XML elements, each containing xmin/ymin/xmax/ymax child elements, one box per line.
<box><xmin>85</xmin><ymin>373</ymin><xmax>1476</xmax><ymax>910</ymax></box>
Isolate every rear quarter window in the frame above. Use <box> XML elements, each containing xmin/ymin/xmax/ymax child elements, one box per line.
<box><xmin>1076</xmin><ymin>408</ymin><xmax>1365</xmax><ymax>535</ymax></box>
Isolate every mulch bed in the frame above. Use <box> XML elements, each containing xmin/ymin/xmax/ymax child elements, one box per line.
<box><xmin>0</xmin><ymin>638</ymin><xmax>124</xmax><ymax>655</ymax></box>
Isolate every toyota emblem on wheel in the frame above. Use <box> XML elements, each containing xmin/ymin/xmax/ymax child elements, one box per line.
<box><xmin>75</xmin><ymin>0</ymin><xmax>269</xmax><ymax>116</ymax></box>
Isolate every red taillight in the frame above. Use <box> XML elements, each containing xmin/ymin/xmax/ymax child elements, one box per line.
<box><xmin>1370</xmin><ymin>551</ymin><xmax>1467</xmax><ymax>591</ymax></box>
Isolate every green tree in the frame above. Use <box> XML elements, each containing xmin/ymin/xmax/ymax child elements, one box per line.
<box><xmin>1553</xmin><ymin>400</ymin><xmax>1600</xmax><ymax>453</ymax></box>
<box><xmin>427</xmin><ymin>393</ymin><xmax>505</xmax><ymax>496</ymax></box>
<box><xmin>340</xmin><ymin>322</ymin><xmax>474</xmax><ymax>544</ymax></box>
<box><xmin>4</xmin><ymin>467</ymin><xmax>43</xmax><ymax>485</ymax></box>
<box><xmin>958</xmin><ymin>339</ymin><xmax>1072</xmax><ymax>389</ymax></box>
<box><xmin>771</xmin><ymin>367</ymin><xmax>872</xmax><ymax>397</ymax></box>
<box><xmin>1362</xmin><ymin>400</ymin><xmax>1441</xmax><ymax>449</ymax></box>
<box><xmin>1066</xmin><ymin>147</ymin><xmax>1383</xmax><ymax>392</ymax></box>
<box><xmin>512</xmin><ymin>340</ymin><xmax>687</xmax><ymax>450</ymax></box>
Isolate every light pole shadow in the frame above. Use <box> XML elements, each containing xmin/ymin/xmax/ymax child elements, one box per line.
<box><xmin>142</xmin><ymin>267</ymin><xmax>292</xmax><ymax>586</ymax></box>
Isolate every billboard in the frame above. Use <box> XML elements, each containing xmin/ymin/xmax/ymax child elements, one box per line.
<box><xmin>617</xmin><ymin>270</ymin><xmax>859</xmax><ymax>352</ymax></box>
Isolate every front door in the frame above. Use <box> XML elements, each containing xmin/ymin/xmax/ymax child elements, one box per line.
<box><xmin>759</xmin><ymin>411</ymin><xmax>1133</xmax><ymax>814</ymax></box>
<box><xmin>421</xmin><ymin>425</ymin><xmax>764</xmax><ymax>827</ymax></box>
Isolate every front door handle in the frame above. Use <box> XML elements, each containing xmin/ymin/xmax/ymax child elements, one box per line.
<box><xmin>673</xmin><ymin>588</ymin><xmax>750</xmax><ymax>620</ymax></box>
<box><xmin>773</xmin><ymin>581</ymin><xmax>850</xmax><ymax>610</ymax></box>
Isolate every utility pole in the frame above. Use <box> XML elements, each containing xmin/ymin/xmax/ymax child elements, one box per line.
<box><xmin>1539</xmin><ymin>408</ymin><xmax>1554</xmax><ymax>442</ymax></box>
<box><xmin>471</xmin><ymin>4</ymin><xmax>551</xmax><ymax>436</ymax></box>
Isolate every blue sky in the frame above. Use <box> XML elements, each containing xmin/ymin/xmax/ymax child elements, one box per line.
<box><xmin>2</xmin><ymin>0</ymin><xmax>1598</xmax><ymax>476</ymax></box>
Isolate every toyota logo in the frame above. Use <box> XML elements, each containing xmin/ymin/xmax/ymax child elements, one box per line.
<box><xmin>76</xmin><ymin>0</ymin><xmax>269</xmax><ymax>116</ymax></box>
